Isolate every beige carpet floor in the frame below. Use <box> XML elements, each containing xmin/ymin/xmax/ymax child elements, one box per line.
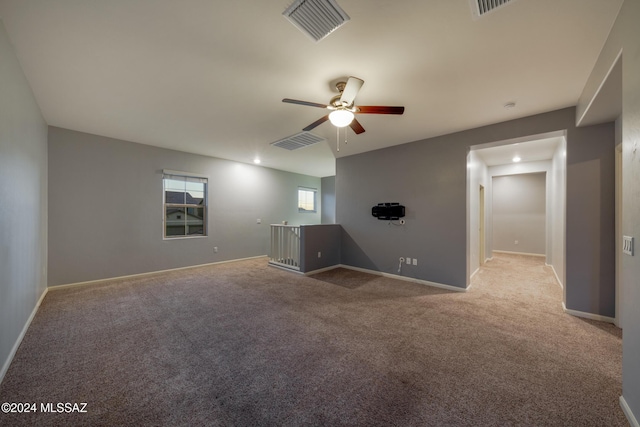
<box><xmin>0</xmin><ymin>253</ymin><xmax>626</xmax><ymax>426</ymax></box>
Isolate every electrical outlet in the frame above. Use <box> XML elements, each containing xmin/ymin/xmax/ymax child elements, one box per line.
<box><xmin>213</xmin><ymin>247</ymin><xmax>218</xmax><ymax>253</ymax></box>
<box><xmin>257</xmin><ymin>218</ymin><xmax>261</xmax><ymax>224</ymax></box>
<box><xmin>406</xmin><ymin>257</ymin><xmax>411</xmax><ymax>264</ymax></box>
<box><xmin>623</xmin><ymin>236</ymin><xmax>634</xmax><ymax>256</ymax></box>
<box><xmin>318</xmin><ymin>251</ymin><xmax>322</xmax><ymax>258</ymax></box>
<box><xmin>413</xmin><ymin>258</ymin><xmax>417</xmax><ymax>266</ymax></box>
<box><xmin>514</xmin><ymin>240</ymin><xmax>519</xmax><ymax>245</ymax></box>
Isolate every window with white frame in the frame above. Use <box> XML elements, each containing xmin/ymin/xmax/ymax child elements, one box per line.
<box><xmin>298</xmin><ymin>187</ymin><xmax>317</xmax><ymax>213</ymax></box>
<box><xmin>163</xmin><ymin>172</ymin><xmax>207</xmax><ymax>238</ymax></box>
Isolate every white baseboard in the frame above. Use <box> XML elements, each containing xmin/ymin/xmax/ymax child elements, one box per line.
<box><xmin>268</xmin><ymin>262</ymin><xmax>304</xmax><ymax>275</ymax></box>
<box><xmin>50</xmin><ymin>255</ymin><xmax>269</xmax><ymax>290</ymax></box>
<box><xmin>1</xmin><ymin>287</ymin><xmax>48</xmax><ymax>385</ymax></box>
<box><xmin>562</xmin><ymin>302</ymin><xmax>615</xmax><ymax>324</ymax></box>
<box><xmin>337</xmin><ymin>264</ymin><xmax>467</xmax><ymax>293</ymax></box>
<box><xmin>470</xmin><ymin>267</ymin><xmax>480</xmax><ymax>280</ymax></box>
<box><xmin>303</xmin><ymin>265</ymin><xmax>341</xmax><ymax>276</ymax></box>
<box><xmin>621</xmin><ymin>396</ymin><xmax>640</xmax><ymax>427</ymax></box>
<box><xmin>493</xmin><ymin>250</ymin><xmax>545</xmax><ymax>257</ymax></box>
<box><xmin>545</xmin><ymin>263</ymin><xmax>564</xmax><ymax>289</ymax></box>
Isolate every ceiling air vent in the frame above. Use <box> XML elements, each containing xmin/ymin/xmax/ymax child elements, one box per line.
<box><xmin>470</xmin><ymin>0</ymin><xmax>518</xmax><ymax>19</ymax></box>
<box><xmin>283</xmin><ymin>0</ymin><xmax>350</xmax><ymax>42</ymax></box>
<box><xmin>271</xmin><ymin>132</ymin><xmax>326</xmax><ymax>151</ymax></box>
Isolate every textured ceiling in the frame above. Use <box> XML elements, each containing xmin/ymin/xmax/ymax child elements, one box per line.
<box><xmin>0</xmin><ymin>0</ymin><xmax>623</xmax><ymax>177</ymax></box>
<box><xmin>474</xmin><ymin>136</ymin><xmax>563</xmax><ymax>167</ymax></box>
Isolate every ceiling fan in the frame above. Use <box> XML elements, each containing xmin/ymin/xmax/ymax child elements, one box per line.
<box><xmin>282</xmin><ymin>76</ymin><xmax>404</xmax><ymax>135</ymax></box>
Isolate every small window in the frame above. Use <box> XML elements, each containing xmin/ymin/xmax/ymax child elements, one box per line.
<box><xmin>298</xmin><ymin>187</ymin><xmax>317</xmax><ymax>213</ymax></box>
<box><xmin>163</xmin><ymin>172</ymin><xmax>207</xmax><ymax>238</ymax></box>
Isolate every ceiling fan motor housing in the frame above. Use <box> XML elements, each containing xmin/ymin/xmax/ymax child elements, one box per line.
<box><xmin>330</xmin><ymin>94</ymin><xmax>353</xmax><ymax>109</ymax></box>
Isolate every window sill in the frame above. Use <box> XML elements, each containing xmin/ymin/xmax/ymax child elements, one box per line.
<box><xmin>163</xmin><ymin>235</ymin><xmax>208</xmax><ymax>241</ymax></box>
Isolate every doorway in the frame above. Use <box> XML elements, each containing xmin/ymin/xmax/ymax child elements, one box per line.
<box><xmin>466</xmin><ymin>132</ymin><xmax>567</xmax><ymax>298</ymax></box>
<box><xmin>615</xmin><ymin>143</ymin><xmax>623</xmax><ymax>328</ymax></box>
<box><xmin>479</xmin><ymin>184</ymin><xmax>485</xmax><ymax>266</ymax></box>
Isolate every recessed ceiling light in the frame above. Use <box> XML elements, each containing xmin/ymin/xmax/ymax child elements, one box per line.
<box><xmin>504</xmin><ymin>102</ymin><xmax>516</xmax><ymax>109</ymax></box>
<box><xmin>254</xmin><ymin>158</ymin><xmax>261</xmax><ymax>164</ymax></box>
<box><xmin>512</xmin><ymin>156</ymin><xmax>521</xmax><ymax>163</ymax></box>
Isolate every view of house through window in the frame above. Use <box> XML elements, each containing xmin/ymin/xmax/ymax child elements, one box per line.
<box><xmin>163</xmin><ymin>172</ymin><xmax>207</xmax><ymax>237</ymax></box>
<box><xmin>298</xmin><ymin>187</ymin><xmax>317</xmax><ymax>212</ymax></box>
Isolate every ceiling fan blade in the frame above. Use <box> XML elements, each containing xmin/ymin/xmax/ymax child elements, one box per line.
<box><xmin>339</xmin><ymin>76</ymin><xmax>364</xmax><ymax>106</ymax></box>
<box><xmin>349</xmin><ymin>118</ymin><xmax>365</xmax><ymax>134</ymax></box>
<box><xmin>357</xmin><ymin>106</ymin><xmax>405</xmax><ymax>115</ymax></box>
<box><xmin>282</xmin><ymin>98</ymin><xmax>330</xmax><ymax>109</ymax></box>
<box><xmin>303</xmin><ymin>115</ymin><xmax>329</xmax><ymax>131</ymax></box>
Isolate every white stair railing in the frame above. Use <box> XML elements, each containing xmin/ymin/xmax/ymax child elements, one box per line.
<box><xmin>269</xmin><ymin>225</ymin><xmax>301</xmax><ymax>271</ymax></box>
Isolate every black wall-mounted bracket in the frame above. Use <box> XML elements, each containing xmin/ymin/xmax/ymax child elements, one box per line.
<box><xmin>371</xmin><ymin>203</ymin><xmax>405</xmax><ymax>220</ymax></box>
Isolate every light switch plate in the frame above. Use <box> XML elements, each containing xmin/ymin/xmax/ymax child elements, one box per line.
<box><xmin>623</xmin><ymin>236</ymin><xmax>634</xmax><ymax>256</ymax></box>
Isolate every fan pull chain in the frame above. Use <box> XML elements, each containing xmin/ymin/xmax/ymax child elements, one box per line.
<box><xmin>336</xmin><ymin>127</ymin><xmax>350</xmax><ymax>152</ymax></box>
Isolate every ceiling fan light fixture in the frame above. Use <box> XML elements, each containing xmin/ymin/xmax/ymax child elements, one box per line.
<box><xmin>329</xmin><ymin>109</ymin><xmax>354</xmax><ymax>127</ymax></box>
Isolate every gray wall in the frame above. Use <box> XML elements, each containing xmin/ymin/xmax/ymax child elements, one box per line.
<box><xmin>487</xmin><ymin>160</ymin><xmax>553</xmax><ymax>262</ymax></box>
<box><xmin>300</xmin><ymin>224</ymin><xmax>341</xmax><ymax>273</ymax></box>
<box><xmin>621</xmin><ymin>0</ymin><xmax>640</xmax><ymax>418</ymax></box>
<box><xmin>565</xmin><ymin>122</ymin><xmax>616</xmax><ymax>317</ymax></box>
<box><xmin>48</xmin><ymin>127</ymin><xmax>321</xmax><ymax>286</ymax></box>
<box><xmin>549</xmin><ymin>141</ymin><xmax>567</xmax><ymax>288</ymax></box>
<box><xmin>467</xmin><ymin>150</ymin><xmax>489</xmax><ymax>275</ymax></box>
<box><xmin>321</xmin><ymin>176</ymin><xmax>336</xmax><ymax>224</ymax></box>
<box><xmin>338</xmin><ymin>136</ymin><xmax>467</xmax><ymax>287</ymax></box>
<box><xmin>336</xmin><ymin>107</ymin><xmax>616</xmax><ymax>314</ymax></box>
<box><xmin>0</xmin><ymin>21</ymin><xmax>48</xmax><ymax>381</ymax></box>
<box><xmin>492</xmin><ymin>173</ymin><xmax>546</xmax><ymax>255</ymax></box>
<box><xmin>600</xmin><ymin>0</ymin><xmax>640</xmax><ymax>421</ymax></box>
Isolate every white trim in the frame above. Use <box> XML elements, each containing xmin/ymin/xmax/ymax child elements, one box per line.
<box><xmin>545</xmin><ymin>263</ymin><xmax>564</xmax><ymax>289</ymax></box>
<box><xmin>576</xmin><ymin>48</ymin><xmax>623</xmax><ymax>127</ymax></box>
<box><xmin>268</xmin><ymin>262</ymin><xmax>304</xmax><ymax>275</ymax></box>
<box><xmin>162</xmin><ymin>235</ymin><xmax>208</xmax><ymax>241</ymax></box>
<box><xmin>621</xmin><ymin>396</ymin><xmax>640</xmax><ymax>427</ymax></box>
<box><xmin>1</xmin><ymin>287</ymin><xmax>48</xmax><ymax>384</ymax></box>
<box><xmin>469</xmin><ymin>130</ymin><xmax>566</xmax><ymax>151</ymax></box>
<box><xmin>337</xmin><ymin>264</ymin><xmax>467</xmax><ymax>293</ymax></box>
<box><xmin>49</xmin><ymin>256</ymin><xmax>268</xmax><ymax>290</ymax></box>
<box><xmin>620</xmin><ymin>396</ymin><xmax>640</xmax><ymax>427</ymax></box>
<box><xmin>303</xmin><ymin>265</ymin><xmax>341</xmax><ymax>276</ymax></box>
<box><xmin>470</xmin><ymin>267</ymin><xmax>480</xmax><ymax>279</ymax></box>
<box><xmin>492</xmin><ymin>250</ymin><xmax>545</xmax><ymax>257</ymax></box>
<box><xmin>562</xmin><ymin>302</ymin><xmax>615</xmax><ymax>324</ymax></box>
<box><xmin>162</xmin><ymin>169</ymin><xmax>208</xmax><ymax>179</ymax></box>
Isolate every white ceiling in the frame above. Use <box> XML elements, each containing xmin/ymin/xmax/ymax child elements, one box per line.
<box><xmin>0</xmin><ymin>0</ymin><xmax>623</xmax><ymax>177</ymax></box>
<box><xmin>473</xmin><ymin>136</ymin><xmax>563</xmax><ymax>167</ymax></box>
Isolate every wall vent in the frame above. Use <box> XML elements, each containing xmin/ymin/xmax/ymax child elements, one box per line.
<box><xmin>283</xmin><ymin>0</ymin><xmax>350</xmax><ymax>42</ymax></box>
<box><xmin>470</xmin><ymin>0</ymin><xmax>518</xmax><ymax>19</ymax></box>
<box><xmin>271</xmin><ymin>132</ymin><xmax>326</xmax><ymax>150</ymax></box>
